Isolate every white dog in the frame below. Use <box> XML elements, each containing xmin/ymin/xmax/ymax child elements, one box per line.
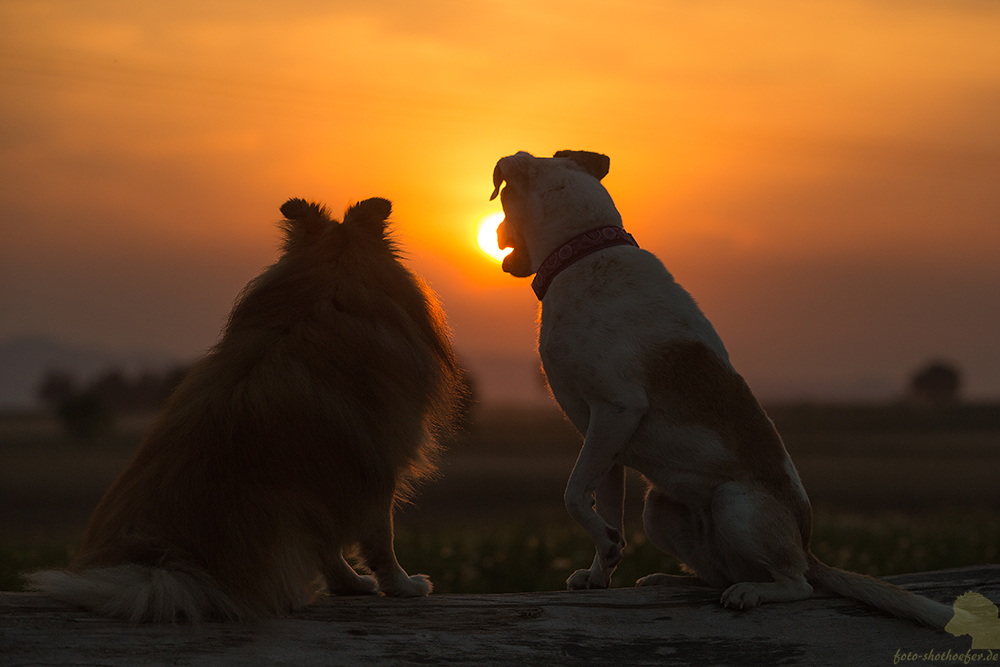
<box><xmin>490</xmin><ymin>149</ymin><xmax>956</xmax><ymax>628</ymax></box>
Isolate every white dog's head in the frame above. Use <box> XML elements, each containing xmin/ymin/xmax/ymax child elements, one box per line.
<box><xmin>490</xmin><ymin>150</ymin><xmax>622</xmax><ymax>277</ymax></box>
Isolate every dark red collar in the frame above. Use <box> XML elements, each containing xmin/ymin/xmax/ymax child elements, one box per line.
<box><xmin>531</xmin><ymin>225</ymin><xmax>639</xmax><ymax>300</ymax></box>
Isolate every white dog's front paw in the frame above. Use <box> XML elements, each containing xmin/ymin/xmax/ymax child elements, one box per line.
<box><xmin>567</xmin><ymin>568</ymin><xmax>611</xmax><ymax>590</ymax></box>
<box><xmin>602</xmin><ymin>541</ymin><xmax>624</xmax><ymax>569</ymax></box>
<box><xmin>379</xmin><ymin>573</ymin><xmax>432</xmax><ymax>597</ymax></box>
<box><xmin>720</xmin><ymin>582</ymin><xmax>761</xmax><ymax>610</ymax></box>
<box><xmin>598</xmin><ymin>526</ymin><xmax>625</xmax><ymax>569</ymax></box>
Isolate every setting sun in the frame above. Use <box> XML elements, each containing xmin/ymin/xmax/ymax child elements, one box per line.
<box><xmin>476</xmin><ymin>212</ymin><xmax>512</xmax><ymax>263</ymax></box>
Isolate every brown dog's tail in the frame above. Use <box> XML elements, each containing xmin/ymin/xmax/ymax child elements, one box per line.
<box><xmin>26</xmin><ymin>563</ymin><xmax>245</xmax><ymax>623</ymax></box>
<box><xmin>806</xmin><ymin>553</ymin><xmax>956</xmax><ymax>629</ymax></box>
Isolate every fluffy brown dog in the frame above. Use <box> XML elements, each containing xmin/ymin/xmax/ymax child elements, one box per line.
<box><xmin>28</xmin><ymin>197</ymin><xmax>463</xmax><ymax>622</ymax></box>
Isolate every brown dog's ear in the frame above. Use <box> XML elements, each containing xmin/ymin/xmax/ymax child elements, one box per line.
<box><xmin>490</xmin><ymin>151</ymin><xmax>535</xmax><ymax>201</ymax></box>
<box><xmin>553</xmin><ymin>150</ymin><xmax>610</xmax><ymax>181</ymax></box>
<box><xmin>343</xmin><ymin>197</ymin><xmax>393</xmax><ymax>236</ymax></box>
<box><xmin>279</xmin><ymin>198</ymin><xmax>329</xmax><ymax>248</ymax></box>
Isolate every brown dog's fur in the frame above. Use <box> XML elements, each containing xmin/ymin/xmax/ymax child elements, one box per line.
<box><xmin>28</xmin><ymin>197</ymin><xmax>463</xmax><ymax>622</ymax></box>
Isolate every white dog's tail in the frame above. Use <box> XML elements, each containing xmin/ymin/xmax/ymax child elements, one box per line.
<box><xmin>26</xmin><ymin>564</ymin><xmax>245</xmax><ymax>623</ymax></box>
<box><xmin>807</xmin><ymin>554</ymin><xmax>955</xmax><ymax>629</ymax></box>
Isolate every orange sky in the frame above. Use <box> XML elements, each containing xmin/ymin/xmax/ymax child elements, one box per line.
<box><xmin>2</xmin><ymin>0</ymin><xmax>999</xmax><ymax>403</ymax></box>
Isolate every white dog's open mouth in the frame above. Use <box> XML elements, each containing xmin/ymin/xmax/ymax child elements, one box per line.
<box><xmin>497</xmin><ymin>218</ymin><xmax>532</xmax><ymax>277</ymax></box>
<box><xmin>491</xmin><ymin>153</ymin><xmax>537</xmax><ymax>278</ymax></box>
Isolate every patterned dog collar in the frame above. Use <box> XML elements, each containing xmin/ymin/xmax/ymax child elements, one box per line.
<box><xmin>531</xmin><ymin>226</ymin><xmax>639</xmax><ymax>300</ymax></box>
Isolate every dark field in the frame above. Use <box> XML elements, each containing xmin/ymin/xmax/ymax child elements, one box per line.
<box><xmin>2</xmin><ymin>404</ymin><xmax>999</xmax><ymax>593</ymax></box>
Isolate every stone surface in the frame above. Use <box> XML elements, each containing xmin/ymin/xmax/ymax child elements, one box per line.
<box><xmin>2</xmin><ymin>565</ymin><xmax>998</xmax><ymax>666</ymax></box>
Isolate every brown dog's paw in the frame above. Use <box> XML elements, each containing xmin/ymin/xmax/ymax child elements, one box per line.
<box><xmin>378</xmin><ymin>573</ymin><xmax>432</xmax><ymax>597</ymax></box>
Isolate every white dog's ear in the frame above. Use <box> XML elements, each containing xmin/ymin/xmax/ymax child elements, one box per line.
<box><xmin>553</xmin><ymin>150</ymin><xmax>610</xmax><ymax>181</ymax></box>
<box><xmin>343</xmin><ymin>197</ymin><xmax>393</xmax><ymax>236</ymax></box>
<box><xmin>490</xmin><ymin>151</ymin><xmax>535</xmax><ymax>201</ymax></box>
<box><xmin>279</xmin><ymin>198</ymin><xmax>330</xmax><ymax>248</ymax></box>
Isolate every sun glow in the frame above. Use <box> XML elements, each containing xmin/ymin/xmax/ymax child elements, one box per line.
<box><xmin>476</xmin><ymin>212</ymin><xmax>512</xmax><ymax>263</ymax></box>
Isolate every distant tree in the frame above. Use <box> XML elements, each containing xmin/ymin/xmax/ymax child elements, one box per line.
<box><xmin>909</xmin><ymin>361</ymin><xmax>962</xmax><ymax>405</ymax></box>
<box><xmin>38</xmin><ymin>369</ymin><xmax>114</xmax><ymax>441</ymax></box>
<box><xmin>37</xmin><ymin>370</ymin><xmax>78</xmax><ymax>406</ymax></box>
<box><xmin>37</xmin><ymin>364</ymin><xmax>192</xmax><ymax>440</ymax></box>
<box><xmin>87</xmin><ymin>366</ymin><xmax>191</xmax><ymax>412</ymax></box>
<box><xmin>56</xmin><ymin>392</ymin><xmax>114</xmax><ymax>441</ymax></box>
<box><xmin>90</xmin><ymin>369</ymin><xmax>129</xmax><ymax>410</ymax></box>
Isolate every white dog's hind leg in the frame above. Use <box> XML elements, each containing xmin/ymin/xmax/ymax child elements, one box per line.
<box><xmin>635</xmin><ymin>487</ymin><xmax>714</xmax><ymax>588</ymax></box>
<box><xmin>713</xmin><ymin>481</ymin><xmax>813</xmax><ymax>609</ymax></box>
<box><xmin>564</xmin><ymin>401</ymin><xmax>645</xmax><ymax>590</ymax></box>
<box><xmin>567</xmin><ymin>463</ymin><xmax>625</xmax><ymax>589</ymax></box>
<box><xmin>720</xmin><ymin>571</ymin><xmax>813</xmax><ymax>609</ymax></box>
